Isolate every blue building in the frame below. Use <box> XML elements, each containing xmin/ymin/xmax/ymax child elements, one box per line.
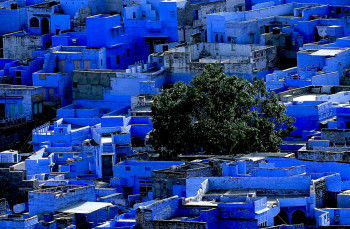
<box><xmin>277</xmin><ymin>85</ymin><xmax>350</xmax><ymax>137</ymax></box>
<box><xmin>32</xmin><ymin>45</ymin><xmax>106</xmax><ymax>107</ymax></box>
<box><xmin>27</xmin><ymin>1</ymin><xmax>70</xmax><ymax>36</ymax></box>
<box><xmin>28</xmin><ymin>185</ymin><xmax>118</xmax><ymax>227</ymax></box>
<box><xmin>31</xmin><ymin>100</ymin><xmax>153</xmax><ymax>178</ymax></box>
<box><xmin>267</xmin><ymin>36</ymin><xmax>350</xmax><ymax>91</ymax></box>
<box><xmin>111</xmin><ymin>160</ymin><xmax>184</xmax><ymax>199</ymax></box>
<box><xmin>124</xmin><ymin>0</ymin><xmax>179</xmax><ymax>59</ymax></box>
<box><xmin>0</xmin><ymin>84</ymin><xmax>45</xmax><ymax>123</ymax></box>
<box><xmin>207</xmin><ymin>3</ymin><xmax>350</xmax><ymax>70</ymax></box>
<box><xmin>86</xmin><ymin>14</ymin><xmax>136</xmax><ymax>69</ymax></box>
<box><xmin>150</xmin><ymin>42</ymin><xmax>277</xmax><ymax>82</ymax></box>
<box><xmin>0</xmin><ymin>2</ymin><xmax>26</xmax><ymax>36</ymax></box>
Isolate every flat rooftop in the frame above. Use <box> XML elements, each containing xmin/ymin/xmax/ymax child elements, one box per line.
<box><xmin>309</xmin><ymin>49</ymin><xmax>345</xmax><ymax>57</ymax></box>
<box><xmin>57</xmin><ymin>201</ymin><xmax>113</xmax><ymax>214</ymax></box>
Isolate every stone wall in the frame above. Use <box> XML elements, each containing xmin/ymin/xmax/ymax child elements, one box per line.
<box><xmin>312</xmin><ymin>177</ymin><xmax>327</xmax><ymax>208</ymax></box>
<box><xmin>321</xmin><ymin>129</ymin><xmax>350</xmax><ymax>145</ymax></box>
<box><xmin>72</xmin><ymin>70</ymin><xmax>115</xmax><ymax>100</ymax></box>
<box><xmin>3</xmin><ymin>34</ymin><xmax>42</xmax><ymax>59</ymax></box>
<box><xmin>297</xmin><ymin>150</ymin><xmax>347</xmax><ymax>162</ymax></box>
<box><xmin>148</xmin><ymin>220</ymin><xmax>207</xmax><ymax>229</ymax></box>
<box><xmin>136</xmin><ymin>196</ymin><xmax>181</xmax><ymax>228</ymax></box>
<box><xmin>0</xmin><ymin>168</ymin><xmax>39</xmax><ymax>207</ymax></box>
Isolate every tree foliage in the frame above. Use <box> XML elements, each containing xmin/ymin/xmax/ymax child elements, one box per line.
<box><xmin>149</xmin><ymin>64</ymin><xmax>295</xmax><ymax>158</ymax></box>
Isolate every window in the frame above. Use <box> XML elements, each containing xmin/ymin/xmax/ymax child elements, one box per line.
<box><xmin>84</xmin><ymin>60</ymin><xmax>91</xmax><ymax>69</ymax></box>
<box><xmin>59</xmin><ymin>60</ymin><xmax>65</xmax><ymax>73</ymax></box>
<box><xmin>170</xmin><ymin>10</ymin><xmax>175</xmax><ymax>18</ymax></box>
<box><xmin>116</xmin><ymin>55</ymin><xmax>120</xmax><ymax>65</ymax></box>
<box><xmin>74</xmin><ymin>60</ymin><xmax>80</xmax><ymax>70</ymax></box>
<box><xmin>215</xmin><ymin>34</ymin><xmax>218</xmax><ymax>42</ymax></box>
<box><xmin>126</xmin><ymin>49</ymin><xmax>130</xmax><ymax>57</ymax></box>
<box><xmin>58</xmin><ymin>153</ymin><xmax>63</xmax><ymax>158</ymax></box>
<box><xmin>285</xmin><ymin>36</ymin><xmax>292</xmax><ymax>50</ymax></box>
<box><xmin>159</xmin><ymin>58</ymin><xmax>163</xmax><ymax>63</ymax></box>
<box><xmin>87</xmin><ymin>152</ymin><xmax>92</xmax><ymax>157</ymax></box>
<box><xmin>125</xmin><ymin>166</ymin><xmax>131</xmax><ymax>171</ymax></box>
<box><xmin>336</xmin><ymin>7</ymin><xmax>341</xmax><ymax>15</ymax></box>
<box><xmin>101</xmin><ymin>59</ymin><xmax>103</xmax><ymax>66</ymax></box>
<box><xmin>142</xmin><ymin>11</ymin><xmax>146</xmax><ymax>17</ymax></box>
<box><xmin>73</xmin><ymin>153</ymin><xmax>79</xmax><ymax>158</ymax></box>
<box><xmin>220</xmin><ymin>34</ymin><xmax>224</xmax><ymax>43</ymax></box>
<box><xmin>264</xmin><ymin>25</ymin><xmax>269</xmax><ymax>33</ymax></box>
<box><xmin>73</xmin><ymin>82</ymin><xmax>78</xmax><ymax>88</ymax></box>
<box><xmin>30</xmin><ymin>17</ymin><xmax>39</xmax><ymax>27</ymax></box>
<box><xmin>38</xmin><ymin>102</ymin><xmax>43</xmax><ymax>113</ymax></box>
<box><xmin>116</xmin><ymin>28</ymin><xmax>119</xmax><ymax>36</ymax></box>
<box><xmin>210</xmin><ymin>9</ymin><xmax>215</xmax><ymax>14</ymax></box>
<box><xmin>16</xmin><ymin>71</ymin><xmax>21</xmax><ymax>77</ymax></box>
<box><xmin>193</xmin><ymin>10</ymin><xmax>199</xmax><ymax>20</ymax></box>
<box><xmin>249</xmin><ymin>33</ymin><xmax>255</xmax><ymax>44</ymax></box>
<box><xmin>133</xmin><ymin>12</ymin><xmax>136</xmax><ymax>19</ymax></box>
<box><xmin>111</xmin><ymin>30</ymin><xmax>114</xmax><ymax>37</ymax></box>
<box><xmin>140</xmin><ymin>185</ymin><xmax>152</xmax><ymax>197</ymax></box>
<box><xmin>260</xmin><ymin>26</ymin><xmax>264</xmax><ymax>34</ymax></box>
<box><xmin>18</xmin><ymin>104</ymin><xmax>23</xmax><ymax>115</ymax></box>
<box><xmin>34</xmin><ymin>103</ymin><xmax>38</xmax><ymax>115</ymax></box>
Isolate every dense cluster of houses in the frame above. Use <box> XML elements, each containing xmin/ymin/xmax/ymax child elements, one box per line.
<box><xmin>2</xmin><ymin>0</ymin><xmax>350</xmax><ymax>228</ymax></box>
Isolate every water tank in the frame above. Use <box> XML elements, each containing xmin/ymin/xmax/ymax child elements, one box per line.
<box><xmin>137</xmin><ymin>66</ymin><xmax>142</xmax><ymax>73</ymax></box>
<box><xmin>131</xmin><ymin>67</ymin><xmax>136</xmax><ymax>73</ymax></box>
<box><xmin>126</xmin><ymin>69</ymin><xmax>131</xmax><ymax>73</ymax></box>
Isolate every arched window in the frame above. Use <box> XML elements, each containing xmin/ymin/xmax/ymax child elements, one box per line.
<box><xmin>274</xmin><ymin>210</ymin><xmax>289</xmax><ymax>225</ymax></box>
<box><xmin>41</xmin><ymin>18</ymin><xmax>50</xmax><ymax>35</ymax></box>
<box><xmin>292</xmin><ymin>210</ymin><xmax>306</xmax><ymax>224</ymax></box>
<box><xmin>220</xmin><ymin>35</ymin><xmax>224</xmax><ymax>43</ymax></box>
<box><xmin>30</xmin><ymin>17</ymin><xmax>39</xmax><ymax>27</ymax></box>
<box><xmin>215</xmin><ymin>34</ymin><xmax>218</xmax><ymax>42</ymax></box>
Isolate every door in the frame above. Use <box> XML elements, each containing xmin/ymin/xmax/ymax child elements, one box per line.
<box><xmin>49</xmin><ymin>88</ymin><xmax>54</xmax><ymax>101</ymax></box>
<box><xmin>41</xmin><ymin>18</ymin><xmax>50</xmax><ymax>35</ymax></box>
<box><xmin>0</xmin><ymin>103</ymin><xmax>5</xmax><ymax>118</ymax></box>
<box><xmin>74</xmin><ymin>60</ymin><xmax>80</xmax><ymax>70</ymax></box>
<box><xmin>84</xmin><ymin>60</ymin><xmax>90</xmax><ymax>69</ymax></box>
<box><xmin>102</xmin><ymin>154</ymin><xmax>113</xmax><ymax>179</ymax></box>
<box><xmin>18</xmin><ymin>104</ymin><xmax>23</xmax><ymax>115</ymax></box>
<box><xmin>9</xmin><ymin>104</ymin><xmax>15</xmax><ymax>118</ymax></box>
<box><xmin>59</xmin><ymin>60</ymin><xmax>65</xmax><ymax>73</ymax></box>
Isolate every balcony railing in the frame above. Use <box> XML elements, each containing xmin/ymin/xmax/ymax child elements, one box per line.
<box><xmin>0</xmin><ymin>115</ymin><xmax>31</xmax><ymax>128</ymax></box>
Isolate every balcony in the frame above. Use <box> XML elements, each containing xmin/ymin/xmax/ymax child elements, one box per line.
<box><xmin>0</xmin><ymin>115</ymin><xmax>31</xmax><ymax>128</ymax></box>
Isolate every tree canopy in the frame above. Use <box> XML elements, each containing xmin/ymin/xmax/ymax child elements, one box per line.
<box><xmin>149</xmin><ymin>64</ymin><xmax>295</xmax><ymax>158</ymax></box>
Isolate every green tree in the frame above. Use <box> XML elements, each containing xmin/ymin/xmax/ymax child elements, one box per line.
<box><xmin>149</xmin><ymin>64</ymin><xmax>295</xmax><ymax>158</ymax></box>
